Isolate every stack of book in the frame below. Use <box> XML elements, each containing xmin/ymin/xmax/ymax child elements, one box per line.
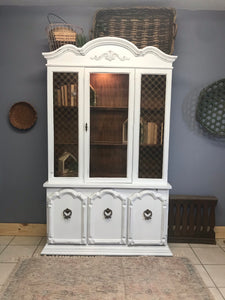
<box><xmin>55</xmin><ymin>84</ymin><xmax>77</xmax><ymax>106</ymax></box>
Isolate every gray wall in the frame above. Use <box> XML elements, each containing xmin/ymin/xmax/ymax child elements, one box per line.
<box><xmin>0</xmin><ymin>6</ymin><xmax>224</xmax><ymax>225</ymax></box>
<box><xmin>169</xmin><ymin>10</ymin><xmax>225</xmax><ymax>226</ymax></box>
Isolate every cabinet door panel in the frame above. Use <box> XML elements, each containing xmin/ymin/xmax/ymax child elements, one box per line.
<box><xmin>89</xmin><ymin>73</ymin><xmax>129</xmax><ymax>178</ymax></box>
<box><xmin>47</xmin><ymin>189</ymin><xmax>87</xmax><ymax>244</ymax></box>
<box><xmin>53</xmin><ymin>72</ymin><xmax>79</xmax><ymax>177</ymax></box>
<box><xmin>138</xmin><ymin>74</ymin><xmax>166</xmax><ymax>179</ymax></box>
<box><xmin>88</xmin><ymin>190</ymin><xmax>127</xmax><ymax>244</ymax></box>
<box><xmin>128</xmin><ymin>190</ymin><xmax>166</xmax><ymax>245</ymax></box>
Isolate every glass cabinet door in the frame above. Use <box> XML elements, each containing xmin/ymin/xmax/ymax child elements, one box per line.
<box><xmin>138</xmin><ymin>74</ymin><xmax>166</xmax><ymax>179</ymax></box>
<box><xmin>89</xmin><ymin>73</ymin><xmax>129</xmax><ymax>178</ymax></box>
<box><xmin>53</xmin><ymin>72</ymin><xmax>79</xmax><ymax>177</ymax></box>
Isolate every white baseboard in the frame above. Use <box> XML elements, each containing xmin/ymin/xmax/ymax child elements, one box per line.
<box><xmin>41</xmin><ymin>244</ymin><xmax>173</xmax><ymax>256</ymax></box>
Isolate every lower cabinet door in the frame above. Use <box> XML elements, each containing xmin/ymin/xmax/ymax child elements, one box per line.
<box><xmin>47</xmin><ymin>189</ymin><xmax>87</xmax><ymax>244</ymax></box>
<box><xmin>88</xmin><ymin>189</ymin><xmax>127</xmax><ymax>244</ymax></box>
<box><xmin>128</xmin><ymin>190</ymin><xmax>167</xmax><ymax>245</ymax></box>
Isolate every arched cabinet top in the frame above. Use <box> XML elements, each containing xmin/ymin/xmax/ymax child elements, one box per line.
<box><xmin>128</xmin><ymin>190</ymin><xmax>166</xmax><ymax>204</ymax></box>
<box><xmin>89</xmin><ymin>189</ymin><xmax>126</xmax><ymax>205</ymax></box>
<box><xmin>47</xmin><ymin>189</ymin><xmax>87</xmax><ymax>202</ymax></box>
<box><xmin>42</xmin><ymin>37</ymin><xmax>177</xmax><ymax>69</ymax></box>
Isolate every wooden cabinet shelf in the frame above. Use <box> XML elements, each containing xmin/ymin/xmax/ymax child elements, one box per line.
<box><xmin>55</xmin><ymin>142</ymin><xmax>78</xmax><ymax>145</ymax></box>
<box><xmin>54</xmin><ymin>106</ymin><xmax>78</xmax><ymax>109</ymax></box>
<box><xmin>140</xmin><ymin>144</ymin><xmax>163</xmax><ymax>147</ymax></box>
<box><xmin>91</xmin><ymin>142</ymin><xmax>127</xmax><ymax>146</ymax></box>
<box><xmin>90</xmin><ymin>106</ymin><xmax>128</xmax><ymax>111</ymax></box>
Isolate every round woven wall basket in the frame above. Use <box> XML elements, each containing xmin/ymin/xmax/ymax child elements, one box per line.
<box><xmin>9</xmin><ymin>102</ymin><xmax>37</xmax><ymax>130</ymax></box>
<box><xmin>196</xmin><ymin>78</ymin><xmax>225</xmax><ymax>137</ymax></box>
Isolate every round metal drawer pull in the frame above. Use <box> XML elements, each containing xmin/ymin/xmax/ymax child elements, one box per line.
<box><xmin>63</xmin><ymin>208</ymin><xmax>72</xmax><ymax>219</ymax></box>
<box><xmin>104</xmin><ymin>208</ymin><xmax>113</xmax><ymax>219</ymax></box>
<box><xmin>143</xmin><ymin>209</ymin><xmax>152</xmax><ymax>220</ymax></box>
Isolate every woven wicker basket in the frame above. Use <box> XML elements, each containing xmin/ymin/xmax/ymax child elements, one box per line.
<box><xmin>47</xmin><ymin>25</ymin><xmax>77</xmax><ymax>50</ymax></box>
<box><xmin>91</xmin><ymin>7</ymin><xmax>177</xmax><ymax>54</ymax></box>
<box><xmin>46</xmin><ymin>14</ymin><xmax>83</xmax><ymax>51</ymax></box>
<box><xmin>196</xmin><ymin>78</ymin><xmax>225</xmax><ymax>137</ymax></box>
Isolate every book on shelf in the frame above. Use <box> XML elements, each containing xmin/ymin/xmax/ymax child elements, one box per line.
<box><xmin>56</xmin><ymin>84</ymin><xmax>78</xmax><ymax>107</ymax></box>
<box><xmin>90</xmin><ymin>84</ymin><xmax>97</xmax><ymax>106</ymax></box>
<box><xmin>64</xmin><ymin>85</ymin><xmax>68</xmax><ymax>106</ymax></box>
<box><xmin>143</xmin><ymin>122</ymin><xmax>158</xmax><ymax>145</ymax></box>
<box><xmin>160</xmin><ymin>122</ymin><xmax>164</xmax><ymax>144</ymax></box>
<box><xmin>70</xmin><ymin>84</ymin><xmax>77</xmax><ymax>106</ymax></box>
<box><xmin>60</xmin><ymin>86</ymin><xmax>65</xmax><ymax>106</ymax></box>
<box><xmin>57</xmin><ymin>89</ymin><xmax>61</xmax><ymax>106</ymax></box>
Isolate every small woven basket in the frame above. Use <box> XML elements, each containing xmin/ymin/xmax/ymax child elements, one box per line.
<box><xmin>91</xmin><ymin>7</ymin><xmax>177</xmax><ymax>54</ymax></box>
<box><xmin>46</xmin><ymin>14</ymin><xmax>83</xmax><ymax>51</ymax></box>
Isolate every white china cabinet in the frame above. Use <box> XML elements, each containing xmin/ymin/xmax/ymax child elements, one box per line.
<box><xmin>41</xmin><ymin>37</ymin><xmax>177</xmax><ymax>255</ymax></box>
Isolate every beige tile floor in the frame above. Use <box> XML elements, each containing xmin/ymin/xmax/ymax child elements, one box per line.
<box><xmin>0</xmin><ymin>236</ymin><xmax>224</xmax><ymax>299</ymax></box>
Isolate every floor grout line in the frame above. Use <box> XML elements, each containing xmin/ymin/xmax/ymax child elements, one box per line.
<box><xmin>209</xmin><ymin>288</ymin><xmax>225</xmax><ymax>300</ymax></box>
<box><xmin>0</xmin><ymin>245</ymin><xmax>7</xmax><ymax>255</ymax></box>
<box><xmin>9</xmin><ymin>236</ymin><xmax>16</xmax><ymax>244</ymax></box>
<box><xmin>189</xmin><ymin>245</ymin><xmax>203</xmax><ymax>264</ymax></box>
<box><xmin>32</xmin><ymin>244</ymin><xmax>41</xmax><ymax>257</ymax></box>
<box><xmin>216</xmin><ymin>289</ymin><xmax>225</xmax><ymax>300</ymax></box>
<box><xmin>203</xmin><ymin>264</ymin><xmax>225</xmax><ymax>266</ymax></box>
<box><xmin>0</xmin><ymin>236</ymin><xmax>16</xmax><ymax>254</ymax></box>
<box><xmin>201</xmin><ymin>263</ymin><xmax>220</xmax><ymax>288</ymax></box>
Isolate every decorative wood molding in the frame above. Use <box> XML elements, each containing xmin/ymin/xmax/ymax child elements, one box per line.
<box><xmin>48</xmin><ymin>188</ymin><xmax>86</xmax><ymax>202</ymax></box>
<box><xmin>129</xmin><ymin>190</ymin><xmax>166</xmax><ymax>204</ymax></box>
<box><xmin>42</xmin><ymin>37</ymin><xmax>177</xmax><ymax>64</ymax></box>
<box><xmin>48</xmin><ymin>237</ymin><xmax>54</xmax><ymax>244</ymax></box>
<box><xmin>42</xmin><ymin>44</ymin><xmax>81</xmax><ymax>59</ymax></box>
<box><xmin>89</xmin><ymin>189</ymin><xmax>126</xmax><ymax>205</ymax></box>
<box><xmin>91</xmin><ymin>50</ymin><xmax>130</xmax><ymax>61</ymax></box>
<box><xmin>0</xmin><ymin>223</ymin><xmax>46</xmax><ymax>236</ymax></box>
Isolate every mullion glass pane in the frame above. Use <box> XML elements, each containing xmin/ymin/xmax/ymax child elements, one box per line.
<box><xmin>53</xmin><ymin>72</ymin><xmax>79</xmax><ymax>177</ymax></box>
<box><xmin>138</xmin><ymin>74</ymin><xmax>166</xmax><ymax>178</ymax></box>
<box><xmin>89</xmin><ymin>73</ymin><xmax>129</xmax><ymax>178</ymax></box>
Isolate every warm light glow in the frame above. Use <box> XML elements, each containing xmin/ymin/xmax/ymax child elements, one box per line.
<box><xmin>91</xmin><ymin>73</ymin><xmax>114</xmax><ymax>79</ymax></box>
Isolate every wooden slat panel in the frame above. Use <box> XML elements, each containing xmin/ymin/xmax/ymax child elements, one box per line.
<box><xmin>168</xmin><ymin>195</ymin><xmax>218</xmax><ymax>244</ymax></box>
<box><xmin>195</xmin><ymin>203</ymin><xmax>202</xmax><ymax>234</ymax></box>
<box><xmin>174</xmin><ymin>202</ymin><xmax>181</xmax><ymax>235</ymax></box>
<box><xmin>182</xmin><ymin>203</ymin><xmax>188</xmax><ymax>235</ymax></box>
<box><xmin>189</xmin><ymin>203</ymin><xmax>195</xmax><ymax>236</ymax></box>
<box><xmin>202</xmin><ymin>203</ymin><xmax>209</xmax><ymax>233</ymax></box>
<box><xmin>168</xmin><ymin>199</ymin><xmax>175</xmax><ymax>235</ymax></box>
